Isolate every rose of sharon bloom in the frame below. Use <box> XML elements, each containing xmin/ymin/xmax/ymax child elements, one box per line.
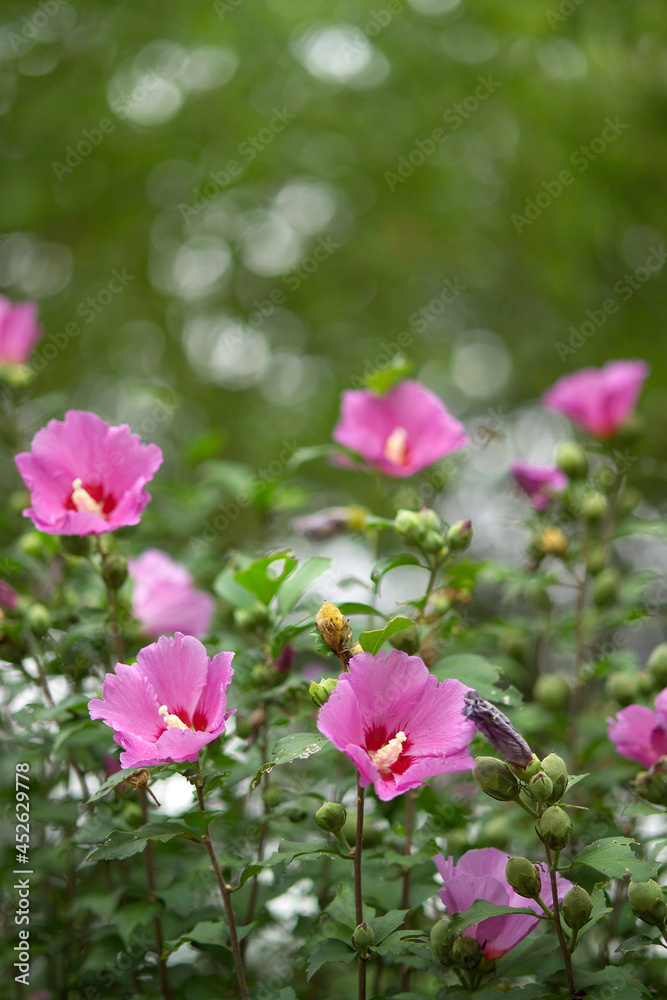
<box><xmin>88</xmin><ymin>633</ymin><xmax>234</xmax><ymax>768</ymax></box>
<box><xmin>317</xmin><ymin>649</ymin><xmax>475</xmax><ymax>801</ymax></box>
<box><xmin>607</xmin><ymin>689</ymin><xmax>667</xmax><ymax>768</ymax></box>
<box><xmin>433</xmin><ymin>848</ymin><xmax>572</xmax><ymax>959</ymax></box>
<box><xmin>543</xmin><ymin>360</ymin><xmax>649</xmax><ymax>438</ymax></box>
<box><xmin>510</xmin><ymin>460</ymin><xmax>568</xmax><ymax>511</ymax></box>
<box><xmin>15</xmin><ymin>410</ymin><xmax>163</xmax><ymax>535</ymax></box>
<box><xmin>129</xmin><ymin>549</ymin><xmax>214</xmax><ymax>639</ymax></box>
<box><xmin>333</xmin><ymin>380</ymin><xmax>468</xmax><ymax>478</ymax></box>
<box><xmin>0</xmin><ymin>296</ymin><xmax>41</xmax><ymax>366</ymax></box>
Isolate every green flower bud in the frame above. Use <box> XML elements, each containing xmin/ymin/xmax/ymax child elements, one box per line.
<box><xmin>234</xmin><ymin>603</ymin><xmax>274</xmax><ymax>631</ymax></box>
<box><xmin>25</xmin><ymin>603</ymin><xmax>51</xmax><ymax>637</ymax></box>
<box><xmin>585</xmin><ymin>543</ymin><xmax>606</xmax><ymax>576</ymax></box>
<box><xmin>524</xmin><ymin>581</ymin><xmax>553</xmax><ymax>612</ymax></box>
<box><xmin>353</xmin><ymin>922</ymin><xmax>375</xmax><ymax>953</ymax></box>
<box><xmin>286</xmin><ymin>807</ymin><xmax>307</xmax><ymax>823</ymax></box>
<box><xmin>505</xmin><ymin>857</ymin><xmax>542</xmax><ymax>899</ymax></box>
<box><xmin>648</xmin><ymin>644</ymin><xmax>667</xmax><ymax>688</ymax></box>
<box><xmin>605</xmin><ymin>671</ymin><xmax>639</xmax><ymax>707</ymax></box>
<box><xmin>315</xmin><ymin>802</ymin><xmax>347</xmax><ymax>833</ymax></box>
<box><xmin>451</xmin><ymin>935</ymin><xmax>483</xmax><ymax>968</ymax></box>
<box><xmin>61</xmin><ymin>535</ymin><xmax>92</xmax><ymax>557</ymax></box>
<box><xmin>556</xmin><ymin>441</ymin><xmax>588</xmax><ymax>480</ymax></box>
<box><xmin>394</xmin><ymin>509</ymin><xmax>424</xmax><ymax>543</ymax></box>
<box><xmin>617</xmin><ymin>486</ymin><xmax>642</xmax><ymax>517</ymax></box>
<box><xmin>263</xmin><ymin>785</ymin><xmax>284</xmax><ymax>810</ymax></box>
<box><xmin>534</xmin><ymin>675</ymin><xmax>571</xmax><ymax>711</ymax></box>
<box><xmin>102</xmin><ymin>553</ymin><xmax>128</xmax><ymax>591</ymax></box>
<box><xmin>561</xmin><ymin>885</ymin><xmax>593</xmax><ymax>930</ymax></box>
<box><xmin>616</xmin><ymin>412</ymin><xmax>647</xmax><ymax>443</ymax></box>
<box><xmin>540</xmin><ymin>753</ymin><xmax>569</xmax><ymax>802</ymax></box>
<box><xmin>528</xmin><ymin>772</ymin><xmax>554</xmax><ymax>802</ymax></box>
<box><xmin>581</xmin><ymin>492</ymin><xmax>608</xmax><ymax>521</ymax></box>
<box><xmin>419</xmin><ymin>508</ymin><xmax>441</xmax><ymax>532</ymax></box>
<box><xmin>472</xmin><ymin>756</ymin><xmax>519</xmax><ymax>801</ymax></box>
<box><xmin>592</xmin><ymin>568</ymin><xmax>620</xmax><ymax>607</ymax></box>
<box><xmin>309</xmin><ymin>677</ymin><xmax>337</xmax><ymax>707</ymax></box>
<box><xmin>632</xmin><ymin>767</ymin><xmax>667</xmax><ymax>806</ymax></box>
<box><xmin>421</xmin><ymin>529</ymin><xmax>447</xmax><ymax>555</ymax></box>
<box><xmin>18</xmin><ymin>531</ymin><xmax>50</xmax><ymax>559</ymax></box>
<box><xmin>429</xmin><ymin>917</ymin><xmax>452</xmax><ymax>963</ymax></box>
<box><xmin>510</xmin><ymin>754</ymin><xmax>542</xmax><ymax>781</ymax></box>
<box><xmin>345</xmin><ymin>506</ymin><xmax>368</xmax><ymax>533</ymax></box>
<box><xmin>538</xmin><ymin>805</ymin><xmax>572</xmax><ymax>850</ymax></box>
<box><xmin>446</xmin><ymin>519</ymin><xmax>473</xmax><ymax>552</ymax></box>
<box><xmin>628</xmin><ymin>880</ymin><xmax>667</xmax><ymax>928</ymax></box>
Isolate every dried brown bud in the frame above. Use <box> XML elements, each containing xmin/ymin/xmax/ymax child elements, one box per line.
<box><xmin>316</xmin><ymin>601</ymin><xmax>350</xmax><ymax>652</ymax></box>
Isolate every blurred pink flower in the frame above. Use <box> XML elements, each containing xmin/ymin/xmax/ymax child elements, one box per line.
<box><xmin>129</xmin><ymin>549</ymin><xmax>214</xmax><ymax>639</ymax></box>
<box><xmin>0</xmin><ymin>296</ymin><xmax>41</xmax><ymax>365</ymax></box>
<box><xmin>543</xmin><ymin>360</ymin><xmax>649</xmax><ymax>438</ymax></box>
<box><xmin>510</xmin><ymin>460</ymin><xmax>568</xmax><ymax>511</ymax></box>
<box><xmin>317</xmin><ymin>649</ymin><xmax>475</xmax><ymax>801</ymax></box>
<box><xmin>89</xmin><ymin>633</ymin><xmax>235</xmax><ymax>768</ymax></box>
<box><xmin>0</xmin><ymin>580</ymin><xmax>18</xmax><ymax>611</ymax></box>
<box><xmin>433</xmin><ymin>847</ymin><xmax>572</xmax><ymax>959</ymax></box>
<box><xmin>333</xmin><ymin>380</ymin><xmax>468</xmax><ymax>477</ymax></box>
<box><xmin>15</xmin><ymin>410</ymin><xmax>163</xmax><ymax>535</ymax></box>
<box><xmin>607</xmin><ymin>689</ymin><xmax>667</xmax><ymax>768</ymax></box>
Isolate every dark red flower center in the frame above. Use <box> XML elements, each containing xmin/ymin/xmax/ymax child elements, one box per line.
<box><xmin>364</xmin><ymin>722</ymin><xmax>414</xmax><ymax>781</ymax></box>
<box><xmin>64</xmin><ymin>478</ymin><xmax>116</xmax><ymax>518</ymax></box>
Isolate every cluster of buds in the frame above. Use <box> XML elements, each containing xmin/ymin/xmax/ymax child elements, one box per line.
<box><xmin>309</xmin><ymin>676</ymin><xmax>338</xmax><ymax>707</ymax></box>
<box><xmin>394</xmin><ymin>509</ymin><xmax>473</xmax><ymax>557</ymax></box>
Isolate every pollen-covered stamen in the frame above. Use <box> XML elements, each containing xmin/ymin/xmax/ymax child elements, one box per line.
<box><xmin>369</xmin><ymin>731</ymin><xmax>407</xmax><ymax>771</ymax></box>
<box><xmin>158</xmin><ymin>705</ymin><xmax>189</xmax><ymax>731</ymax></box>
<box><xmin>384</xmin><ymin>427</ymin><xmax>409</xmax><ymax>466</ymax></box>
<box><xmin>71</xmin><ymin>478</ymin><xmax>105</xmax><ymax>516</ymax></box>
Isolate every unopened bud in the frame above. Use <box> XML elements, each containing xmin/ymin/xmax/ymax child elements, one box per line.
<box><xmin>628</xmin><ymin>880</ymin><xmax>667</xmax><ymax>928</ymax></box>
<box><xmin>617</xmin><ymin>486</ymin><xmax>641</xmax><ymax>516</ymax></box>
<box><xmin>350</xmin><ymin>642</ymin><xmax>364</xmax><ymax>656</ymax></box>
<box><xmin>540</xmin><ymin>753</ymin><xmax>568</xmax><ymax>801</ymax></box>
<box><xmin>26</xmin><ymin>602</ymin><xmax>51</xmax><ymax>637</ymax></box>
<box><xmin>263</xmin><ymin>785</ymin><xmax>284</xmax><ymax>810</ymax></box>
<box><xmin>234</xmin><ymin>714</ymin><xmax>251</xmax><ymax>739</ymax></box>
<box><xmin>451</xmin><ymin>935</ymin><xmax>483</xmax><ymax>968</ymax></box>
<box><xmin>234</xmin><ymin>603</ymin><xmax>274</xmax><ymax>630</ymax></box>
<box><xmin>446</xmin><ymin>519</ymin><xmax>473</xmax><ymax>552</ymax></box>
<box><xmin>561</xmin><ymin>885</ymin><xmax>592</xmax><ymax>930</ymax></box>
<box><xmin>592</xmin><ymin>568</ymin><xmax>620</xmax><ymax>607</ymax></box>
<box><xmin>534</xmin><ymin>675</ymin><xmax>570</xmax><ymax>711</ymax></box>
<box><xmin>581</xmin><ymin>492</ymin><xmax>608</xmax><ymax>521</ymax></box>
<box><xmin>505</xmin><ymin>857</ymin><xmax>541</xmax><ymax>899</ymax></box>
<box><xmin>309</xmin><ymin>676</ymin><xmax>337</xmax><ymax>707</ymax></box>
<box><xmin>430</xmin><ymin>917</ymin><xmax>452</xmax><ymax>963</ymax></box>
<box><xmin>556</xmin><ymin>441</ymin><xmax>588</xmax><ymax>480</ymax></box>
<box><xmin>353</xmin><ymin>922</ymin><xmax>375</xmax><ymax>953</ymax></box>
<box><xmin>394</xmin><ymin>509</ymin><xmax>424</xmax><ymax>543</ymax></box>
<box><xmin>648</xmin><ymin>644</ymin><xmax>667</xmax><ymax>688</ymax></box>
<box><xmin>316</xmin><ymin>801</ymin><xmax>347</xmax><ymax>833</ymax></box>
<box><xmin>472</xmin><ymin>756</ymin><xmax>519</xmax><ymax>801</ymax></box>
<box><xmin>102</xmin><ymin>553</ymin><xmax>128</xmax><ymax>591</ymax></box>
<box><xmin>315</xmin><ymin>601</ymin><xmax>349</xmax><ymax>651</ymax></box>
<box><xmin>421</xmin><ymin>529</ymin><xmax>447</xmax><ymax>555</ymax></box>
<box><xmin>632</xmin><ymin>765</ymin><xmax>667</xmax><ymax>806</ymax></box>
<box><xmin>510</xmin><ymin>754</ymin><xmax>542</xmax><ymax>781</ymax></box>
<box><xmin>538</xmin><ymin>805</ymin><xmax>572</xmax><ymax>850</ymax></box>
<box><xmin>61</xmin><ymin>535</ymin><xmax>92</xmax><ymax>557</ymax></box>
<box><xmin>528</xmin><ymin>772</ymin><xmax>554</xmax><ymax>802</ymax></box>
<box><xmin>605</xmin><ymin>671</ymin><xmax>639</xmax><ymax>707</ymax></box>
<box><xmin>463</xmin><ymin>690</ymin><xmax>533</xmax><ymax>767</ymax></box>
<box><xmin>538</xmin><ymin>527</ymin><xmax>569</xmax><ymax>559</ymax></box>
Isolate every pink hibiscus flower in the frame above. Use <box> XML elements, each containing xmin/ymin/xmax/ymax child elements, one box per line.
<box><xmin>608</xmin><ymin>688</ymin><xmax>667</xmax><ymax>768</ymax></box>
<box><xmin>316</xmin><ymin>649</ymin><xmax>475</xmax><ymax>801</ymax></box>
<box><xmin>434</xmin><ymin>847</ymin><xmax>572</xmax><ymax>959</ymax></box>
<box><xmin>15</xmin><ymin>410</ymin><xmax>163</xmax><ymax>535</ymax></box>
<box><xmin>0</xmin><ymin>296</ymin><xmax>41</xmax><ymax>366</ymax></box>
<box><xmin>129</xmin><ymin>549</ymin><xmax>214</xmax><ymax>639</ymax></box>
<box><xmin>510</xmin><ymin>460</ymin><xmax>568</xmax><ymax>511</ymax></box>
<box><xmin>543</xmin><ymin>360</ymin><xmax>649</xmax><ymax>439</ymax></box>
<box><xmin>88</xmin><ymin>633</ymin><xmax>234</xmax><ymax>768</ymax></box>
<box><xmin>333</xmin><ymin>380</ymin><xmax>468</xmax><ymax>477</ymax></box>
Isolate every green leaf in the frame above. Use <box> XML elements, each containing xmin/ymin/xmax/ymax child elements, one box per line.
<box><xmin>359</xmin><ymin>615</ymin><xmax>414</xmax><ymax>655</ymax></box>
<box><xmin>212</xmin><ymin>568</ymin><xmax>258</xmax><ymax>609</ymax></box>
<box><xmin>306</xmin><ymin>937</ymin><xmax>356</xmax><ymax>979</ymax></box>
<box><xmin>337</xmin><ymin>601</ymin><xmax>387</xmax><ymax>617</ymax></box>
<box><xmin>326</xmin><ymin>883</ymin><xmax>375</xmax><ymax>929</ymax></box>
<box><xmin>370</xmin><ymin>909</ymin><xmax>408</xmax><ymax>944</ymax></box>
<box><xmin>249</xmin><ymin>732</ymin><xmax>329</xmax><ymax>791</ymax></box>
<box><xmin>234</xmin><ymin>551</ymin><xmax>298</xmax><ymax>606</ymax></box>
<box><xmin>565</xmin><ymin>773</ymin><xmax>589</xmax><ymax>792</ymax></box>
<box><xmin>572</xmin><ymin>837</ymin><xmax>660</xmax><ymax>880</ymax></box>
<box><xmin>364</xmin><ymin>355</ymin><xmax>412</xmax><ymax>394</ymax></box>
<box><xmin>615</xmin><ymin>934</ymin><xmax>661</xmax><ymax>954</ymax></box>
<box><xmin>446</xmin><ymin>899</ymin><xmax>541</xmax><ymax>936</ymax></box>
<box><xmin>432</xmin><ymin>654</ymin><xmax>522</xmax><ymax>708</ymax></box>
<box><xmin>264</xmin><ymin>839</ymin><xmax>341</xmax><ymax>866</ymax></box>
<box><xmin>277</xmin><ymin>556</ymin><xmax>331</xmax><ymax>615</ymax></box>
<box><xmin>85</xmin><ymin>823</ymin><xmax>195</xmax><ymax>863</ymax></box>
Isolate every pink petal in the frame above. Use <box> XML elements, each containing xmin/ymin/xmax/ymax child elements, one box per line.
<box><xmin>89</xmin><ymin>662</ymin><xmax>162</xmax><ymax>739</ymax></box>
<box><xmin>608</xmin><ymin>704</ymin><xmax>660</xmax><ymax>768</ymax></box>
<box><xmin>136</xmin><ymin>633</ymin><xmax>209</xmax><ymax>725</ymax></box>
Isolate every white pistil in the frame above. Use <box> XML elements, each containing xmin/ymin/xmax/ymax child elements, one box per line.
<box><xmin>71</xmin><ymin>478</ymin><xmax>104</xmax><ymax>516</ymax></box>
<box><xmin>370</xmin><ymin>731</ymin><xmax>407</xmax><ymax>772</ymax></box>
<box><xmin>384</xmin><ymin>427</ymin><xmax>409</xmax><ymax>466</ymax></box>
<box><xmin>158</xmin><ymin>705</ymin><xmax>189</xmax><ymax>731</ymax></box>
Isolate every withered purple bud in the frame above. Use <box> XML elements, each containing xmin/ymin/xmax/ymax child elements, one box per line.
<box><xmin>292</xmin><ymin>507</ymin><xmax>349</xmax><ymax>541</ymax></box>
<box><xmin>271</xmin><ymin>644</ymin><xmax>296</xmax><ymax>676</ymax></box>
<box><xmin>462</xmin><ymin>690</ymin><xmax>533</xmax><ymax>767</ymax></box>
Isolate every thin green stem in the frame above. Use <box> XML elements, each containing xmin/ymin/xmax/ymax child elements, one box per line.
<box><xmin>545</xmin><ymin>844</ymin><xmax>577</xmax><ymax>999</ymax></box>
<box><xmin>196</xmin><ymin>776</ymin><xmax>250</xmax><ymax>1000</ymax></box>
<box><xmin>354</xmin><ymin>774</ymin><xmax>366</xmax><ymax>1000</ymax></box>
<box><xmin>139</xmin><ymin>788</ymin><xmax>170</xmax><ymax>1000</ymax></box>
<box><xmin>95</xmin><ymin>536</ymin><xmax>125</xmax><ymax>662</ymax></box>
<box><xmin>399</xmin><ymin>789</ymin><xmax>415</xmax><ymax>993</ymax></box>
<box><xmin>536</xmin><ymin>894</ymin><xmax>554</xmax><ymax>919</ymax></box>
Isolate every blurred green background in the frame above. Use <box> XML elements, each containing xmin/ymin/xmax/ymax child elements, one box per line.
<box><xmin>1</xmin><ymin>0</ymin><xmax>665</xmax><ymax>539</ymax></box>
